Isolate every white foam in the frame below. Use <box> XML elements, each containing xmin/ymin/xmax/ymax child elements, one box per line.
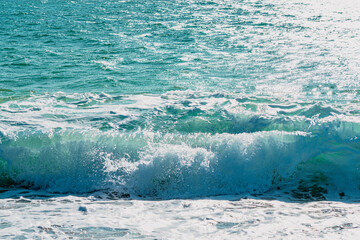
<box><xmin>1</xmin><ymin>192</ymin><xmax>360</xmax><ymax>239</ymax></box>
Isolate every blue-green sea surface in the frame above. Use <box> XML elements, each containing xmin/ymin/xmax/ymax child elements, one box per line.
<box><xmin>3</xmin><ymin>0</ymin><xmax>360</xmax><ymax>239</ymax></box>
<box><xmin>1</xmin><ymin>0</ymin><xmax>360</xmax><ymax>199</ymax></box>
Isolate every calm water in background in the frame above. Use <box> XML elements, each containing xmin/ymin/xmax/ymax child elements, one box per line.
<box><xmin>1</xmin><ymin>0</ymin><xmax>360</xmax><ymax>238</ymax></box>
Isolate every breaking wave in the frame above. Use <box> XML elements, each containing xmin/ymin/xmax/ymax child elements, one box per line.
<box><xmin>1</xmin><ymin>92</ymin><xmax>360</xmax><ymax>199</ymax></box>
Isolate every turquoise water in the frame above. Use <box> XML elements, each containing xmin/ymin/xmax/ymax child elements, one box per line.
<box><xmin>1</xmin><ymin>0</ymin><xmax>360</xmax><ymax>199</ymax></box>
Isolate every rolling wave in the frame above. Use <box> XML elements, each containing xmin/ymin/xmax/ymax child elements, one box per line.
<box><xmin>1</xmin><ymin>92</ymin><xmax>359</xmax><ymax>199</ymax></box>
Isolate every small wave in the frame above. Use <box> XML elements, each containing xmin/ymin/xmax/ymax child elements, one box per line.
<box><xmin>0</xmin><ymin>124</ymin><xmax>359</xmax><ymax>199</ymax></box>
<box><xmin>0</xmin><ymin>91</ymin><xmax>360</xmax><ymax>199</ymax></box>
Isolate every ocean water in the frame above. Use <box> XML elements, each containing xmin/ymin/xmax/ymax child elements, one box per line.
<box><xmin>1</xmin><ymin>0</ymin><xmax>360</xmax><ymax>238</ymax></box>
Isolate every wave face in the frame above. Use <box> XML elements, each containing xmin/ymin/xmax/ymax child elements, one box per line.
<box><xmin>1</xmin><ymin>92</ymin><xmax>360</xmax><ymax>199</ymax></box>
<box><xmin>1</xmin><ymin>0</ymin><xmax>360</xmax><ymax>199</ymax></box>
